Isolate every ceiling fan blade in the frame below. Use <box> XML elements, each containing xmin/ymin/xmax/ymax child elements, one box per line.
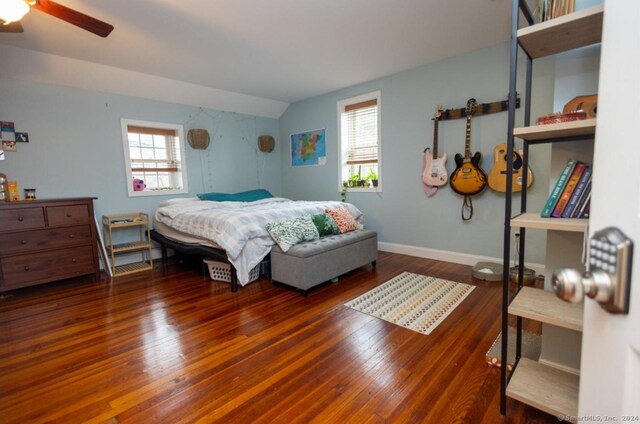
<box><xmin>0</xmin><ymin>22</ymin><xmax>24</xmax><ymax>33</ymax></box>
<box><xmin>31</xmin><ymin>0</ymin><xmax>114</xmax><ymax>38</ymax></box>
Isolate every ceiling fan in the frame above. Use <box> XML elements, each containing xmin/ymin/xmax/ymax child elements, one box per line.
<box><xmin>0</xmin><ymin>0</ymin><xmax>113</xmax><ymax>37</ymax></box>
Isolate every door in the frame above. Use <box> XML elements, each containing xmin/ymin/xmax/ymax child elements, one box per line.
<box><xmin>578</xmin><ymin>0</ymin><xmax>640</xmax><ymax>419</ymax></box>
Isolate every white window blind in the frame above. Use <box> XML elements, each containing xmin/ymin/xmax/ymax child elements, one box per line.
<box><xmin>127</xmin><ymin>125</ymin><xmax>183</xmax><ymax>191</ymax></box>
<box><xmin>344</xmin><ymin>99</ymin><xmax>378</xmax><ymax>165</ymax></box>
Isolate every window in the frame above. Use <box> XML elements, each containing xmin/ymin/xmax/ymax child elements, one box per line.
<box><xmin>337</xmin><ymin>91</ymin><xmax>381</xmax><ymax>192</ymax></box>
<box><xmin>121</xmin><ymin>119</ymin><xmax>188</xmax><ymax>197</ymax></box>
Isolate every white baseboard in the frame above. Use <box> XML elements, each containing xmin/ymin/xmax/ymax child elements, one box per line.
<box><xmin>538</xmin><ymin>357</ymin><xmax>581</xmax><ymax>376</ymax></box>
<box><xmin>377</xmin><ymin>241</ymin><xmax>545</xmax><ymax>276</ymax></box>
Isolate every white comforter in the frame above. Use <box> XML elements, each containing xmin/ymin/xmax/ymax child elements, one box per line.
<box><xmin>154</xmin><ymin>198</ymin><xmax>364</xmax><ymax>285</ymax></box>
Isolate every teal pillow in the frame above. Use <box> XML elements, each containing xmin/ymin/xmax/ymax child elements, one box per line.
<box><xmin>197</xmin><ymin>189</ymin><xmax>273</xmax><ymax>202</ymax></box>
<box><xmin>311</xmin><ymin>213</ymin><xmax>340</xmax><ymax>237</ymax></box>
<box><xmin>266</xmin><ymin>215</ymin><xmax>319</xmax><ymax>252</ymax></box>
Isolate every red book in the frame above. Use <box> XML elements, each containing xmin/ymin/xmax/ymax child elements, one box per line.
<box><xmin>551</xmin><ymin>162</ymin><xmax>587</xmax><ymax>218</ymax></box>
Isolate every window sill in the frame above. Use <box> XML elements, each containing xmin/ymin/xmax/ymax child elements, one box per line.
<box><xmin>340</xmin><ymin>187</ymin><xmax>381</xmax><ymax>193</ymax></box>
<box><xmin>127</xmin><ymin>188</ymin><xmax>188</xmax><ymax>198</ymax></box>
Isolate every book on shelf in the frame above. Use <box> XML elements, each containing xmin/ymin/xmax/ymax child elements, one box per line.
<box><xmin>541</xmin><ymin>158</ymin><xmax>577</xmax><ymax>217</ymax></box>
<box><xmin>575</xmin><ymin>189</ymin><xmax>591</xmax><ymax>218</ymax></box>
<box><xmin>572</xmin><ymin>180</ymin><xmax>591</xmax><ymax>218</ymax></box>
<box><xmin>563</xmin><ymin>166</ymin><xmax>592</xmax><ymax>218</ymax></box>
<box><xmin>538</xmin><ymin>0</ymin><xmax>575</xmax><ymax>22</ymax></box>
<box><xmin>552</xmin><ymin>161</ymin><xmax>587</xmax><ymax>217</ymax></box>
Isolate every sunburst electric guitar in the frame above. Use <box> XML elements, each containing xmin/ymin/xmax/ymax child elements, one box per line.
<box><xmin>423</xmin><ymin>104</ymin><xmax>448</xmax><ymax>187</ymax></box>
<box><xmin>487</xmin><ymin>143</ymin><xmax>534</xmax><ymax>192</ymax></box>
<box><xmin>450</xmin><ymin>99</ymin><xmax>487</xmax><ymax>196</ymax></box>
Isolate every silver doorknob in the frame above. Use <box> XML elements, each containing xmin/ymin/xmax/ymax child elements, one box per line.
<box><xmin>552</xmin><ymin>268</ymin><xmax>613</xmax><ymax>304</ymax></box>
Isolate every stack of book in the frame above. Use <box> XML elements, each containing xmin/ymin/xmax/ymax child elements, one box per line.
<box><xmin>537</xmin><ymin>0</ymin><xmax>576</xmax><ymax>22</ymax></box>
<box><xmin>541</xmin><ymin>158</ymin><xmax>591</xmax><ymax>219</ymax></box>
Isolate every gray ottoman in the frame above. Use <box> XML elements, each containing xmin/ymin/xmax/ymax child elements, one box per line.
<box><xmin>271</xmin><ymin>229</ymin><xmax>377</xmax><ymax>294</ymax></box>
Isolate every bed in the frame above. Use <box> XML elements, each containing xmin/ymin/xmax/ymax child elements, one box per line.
<box><xmin>152</xmin><ymin>197</ymin><xmax>364</xmax><ymax>290</ymax></box>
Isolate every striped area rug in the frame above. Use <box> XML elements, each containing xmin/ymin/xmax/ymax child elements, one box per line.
<box><xmin>345</xmin><ymin>272</ymin><xmax>475</xmax><ymax>335</ymax></box>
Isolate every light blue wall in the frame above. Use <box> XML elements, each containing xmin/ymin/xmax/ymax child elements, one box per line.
<box><xmin>0</xmin><ymin>42</ymin><xmax>559</xmax><ymax>265</ymax></box>
<box><xmin>279</xmin><ymin>43</ymin><xmax>555</xmax><ymax>263</ymax></box>
<box><xmin>0</xmin><ymin>79</ymin><xmax>282</xmax><ymax>228</ymax></box>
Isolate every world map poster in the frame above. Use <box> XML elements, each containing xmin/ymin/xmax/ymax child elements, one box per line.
<box><xmin>291</xmin><ymin>128</ymin><xmax>326</xmax><ymax>167</ymax></box>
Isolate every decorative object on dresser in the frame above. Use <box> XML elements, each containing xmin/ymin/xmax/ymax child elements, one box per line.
<box><xmin>0</xmin><ymin>173</ymin><xmax>8</xmax><ymax>201</ymax></box>
<box><xmin>102</xmin><ymin>212</ymin><xmax>153</xmax><ymax>277</ymax></box>
<box><xmin>24</xmin><ymin>188</ymin><xmax>36</xmax><ymax>200</ymax></box>
<box><xmin>0</xmin><ymin>198</ymin><xmax>101</xmax><ymax>291</ymax></box>
<box><xmin>7</xmin><ymin>181</ymin><xmax>20</xmax><ymax>202</ymax></box>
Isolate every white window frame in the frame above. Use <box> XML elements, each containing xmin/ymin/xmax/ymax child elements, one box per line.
<box><xmin>337</xmin><ymin>90</ymin><xmax>382</xmax><ymax>193</ymax></box>
<box><xmin>120</xmin><ymin>118</ymin><xmax>189</xmax><ymax>197</ymax></box>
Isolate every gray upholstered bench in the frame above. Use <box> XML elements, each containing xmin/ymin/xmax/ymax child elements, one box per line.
<box><xmin>270</xmin><ymin>229</ymin><xmax>377</xmax><ymax>295</ymax></box>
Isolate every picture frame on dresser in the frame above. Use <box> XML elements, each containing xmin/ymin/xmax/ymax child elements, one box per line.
<box><xmin>0</xmin><ymin>173</ymin><xmax>8</xmax><ymax>201</ymax></box>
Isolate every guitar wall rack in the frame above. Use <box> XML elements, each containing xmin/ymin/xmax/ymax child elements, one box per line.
<box><xmin>437</xmin><ymin>96</ymin><xmax>520</xmax><ymax>121</ymax></box>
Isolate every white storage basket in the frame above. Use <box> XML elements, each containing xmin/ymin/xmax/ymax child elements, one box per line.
<box><xmin>203</xmin><ymin>259</ymin><xmax>260</xmax><ymax>283</ymax></box>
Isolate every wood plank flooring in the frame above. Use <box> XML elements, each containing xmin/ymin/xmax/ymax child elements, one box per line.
<box><xmin>0</xmin><ymin>252</ymin><xmax>557</xmax><ymax>423</ymax></box>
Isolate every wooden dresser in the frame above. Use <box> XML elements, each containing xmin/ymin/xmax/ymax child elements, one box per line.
<box><xmin>0</xmin><ymin>198</ymin><xmax>101</xmax><ymax>291</ymax></box>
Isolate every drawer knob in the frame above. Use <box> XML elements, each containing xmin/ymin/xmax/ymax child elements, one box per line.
<box><xmin>72</xmin><ymin>258</ymin><xmax>77</xmax><ymax>263</ymax></box>
<box><xmin>18</xmin><ymin>217</ymin><xmax>24</xmax><ymax>222</ymax></box>
<box><xmin>20</xmin><ymin>240</ymin><xmax>27</xmax><ymax>245</ymax></box>
<box><xmin>69</xmin><ymin>234</ymin><xmax>75</xmax><ymax>239</ymax></box>
<box><xmin>24</xmin><ymin>266</ymin><xmax>30</xmax><ymax>271</ymax></box>
<box><xmin>66</xmin><ymin>213</ymin><xmax>72</xmax><ymax>218</ymax></box>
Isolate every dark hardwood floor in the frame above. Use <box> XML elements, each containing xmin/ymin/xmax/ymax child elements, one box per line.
<box><xmin>0</xmin><ymin>252</ymin><xmax>556</xmax><ymax>423</ymax></box>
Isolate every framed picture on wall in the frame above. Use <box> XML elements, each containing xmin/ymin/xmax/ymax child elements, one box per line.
<box><xmin>15</xmin><ymin>132</ymin><xmax>29</xmax><ymax>143</ymax></box>
<box><xmin>290</xmin><ymin>128</ymin><xmax>326</xmax><ymax>167</ymax></box>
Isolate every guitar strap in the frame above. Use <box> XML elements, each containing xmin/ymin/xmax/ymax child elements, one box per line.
<box><xmin>423</xmin><ymin>183</ymin><xmax>438</xmax><ymax>197</ymax></box>
<box><xmin>421</xmin><ymin>151</ymin><xmax>438</xmax><ymax>197</ymax></box>
<box><xmin>462</xmin><ymin>195</ymin><xmax>474</xmax><ymax>221</ymax></box>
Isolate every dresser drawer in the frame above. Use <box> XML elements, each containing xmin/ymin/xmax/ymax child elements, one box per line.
<box><xmin>0</xmin><ymin>207</ymin><xmax>46</xmax><ymax>232</ymax></box>
<box><xmin>0</xmin><ymin>246</ymin><xmax>95</xmax><ymax>287</ymax></box>
<box><xmin>47</xmin><ymin>204</ymin><xmax>90</xmax><ymax>226</ymax></box>
<box><xmin>0</xmin><ymin>225</ymin><xmax>93</xmax><ymax>255</ymax></box>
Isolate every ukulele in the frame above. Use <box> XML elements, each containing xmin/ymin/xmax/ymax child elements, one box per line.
<box><xmin>487</xmin><ymin>143</ymin><xmax>534</xmax><ymax>192</ymax></box>
<box><xmin>423</xmin><ymin>104</ymin><xmax>448</xmax><ymax>187</ymax></box>
<box><xmin>563</xmin><ymin>94</ymin><xmax>597</xmax><ymax>118</ymax></box>
<box><xmin>450</xmin><ymin>99</ymin><xmax>487</xmax><ymax>196</ymax></box>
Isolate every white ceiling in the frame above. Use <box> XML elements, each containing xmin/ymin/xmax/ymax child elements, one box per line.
<box><xmin>0</xmin><ymin>0</ymin><xmax>513</xmax><ymax>104</ymax></box>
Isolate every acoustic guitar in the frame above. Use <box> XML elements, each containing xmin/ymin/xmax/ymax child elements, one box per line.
<box><xmin>450</xmin><ymin>99</ymin><xmax>487</xmax><ymax>196</ymax></box>
<box><xmin>422</xmin><ymin>104</ymin><xmax>448</xmax><ymax>187</ymax></box>
<box><xmin>487</xmin><ymin>143</ymin><xmax>534</xmax><ymax>192</ymax></box>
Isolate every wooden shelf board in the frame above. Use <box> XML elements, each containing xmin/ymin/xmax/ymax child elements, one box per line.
<box><xmin>509</xmin><ymin>287</ymin><xmax>583</xmax><ymax>331</ymax></box>
<box><xmin>518</xmin><ymin>5</ymin><xmax>603</xmax><ymax>59</ymax></box>
<box><xmin>507</xmin><ymin>358</ymin><xmax>579</xmax><ymax>417</ymax></box>
<box><xmin>113</xmin><ymin>261</ymin><xmax>153</xmax><ymax>277</ymax></box>
<box><xmin>105</xmin><ymin>220</ymin><xmax>149</xmax><ymax>229</ymax></box>
<box><xmin>107</xmin><ymin>241</ymin><xmax>151</xmax><ymax>254</ymax></box>
<box><xmin>513</xmin><ymin>118</ymin><xmax>596</xmax><ymax>142</ymax></box>
<box><xmin>511</xmin><ymin>213</ymin><xmax>588</xmax><ymax>233</ymax></box>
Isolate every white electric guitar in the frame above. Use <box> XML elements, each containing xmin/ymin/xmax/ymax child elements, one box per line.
<box><xmin>423</xmin><ymin>104</ymin><xmax>448</xmax><ymax>187</ymax></box>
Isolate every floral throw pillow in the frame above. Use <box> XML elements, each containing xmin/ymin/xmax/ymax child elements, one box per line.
<box><xmin>311</xmin><ymin>213</ymin><xmax>340</xmax><ymax>237</ymax></box>
<box><xmin>266</xmin><ymin>215</ymin><xmax>319</xmax><ymax>252</ymax></box>
<box><xmin>325</xmin><ymin>207</ymin><xmax>358</xmax><ymax>233</ymax></box>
